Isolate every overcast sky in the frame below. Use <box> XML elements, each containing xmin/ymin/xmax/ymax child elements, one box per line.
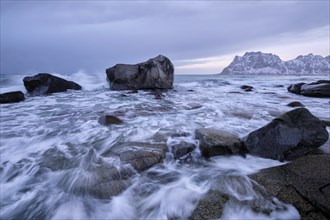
<box><xmin>1</xmin><ymin>1</ymin><xmax>329</xmax><ymax>75</ymax></box>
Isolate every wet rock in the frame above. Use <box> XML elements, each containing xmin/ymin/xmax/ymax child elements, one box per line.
<box><xmin>106</xmin><ymin>55</ymin><xmax>174</xmax><ymax>90</ymax></box>
<box><xmin>287</xmin><ymin>101</ymin><xmax>305</xmax><ymax>107</ymax></box>
<box><xmin>0</xmin><ymin>91</ymin><xmax>25</xmax><ymax>104</ymax></box>
<box><xmin>288</xmin><ymin>80</ymin><xmax>330</xmax><ymax>98</ymax></box>
<box><xmin>189</xmin><ymin>190</ymin><xmax>228</xmax><ymax>220</ymax></box>
<box><xmin>195</xmin><ymin>128</ymin><xmax>246</xmax><ymax>157</ymax></box>
<box><xmin>184</xmin><ymin>103</ymin><xmax>203</xmax><ymax>110</ymax></box>
<box><xmin>23</xmin><ymin>73</ymin><xmax>81</xmax><ymax>95</ymax></box>
<box><xmin>250</xmin><ymin>155</ymin><xmax>330</xmax><ymax>219</ymax></box>
<box><xmin>98</xmin><ymin>115</ymin><xmax>124</xmax><ymax>125</ymax></box>
<box><xmin>120</xmin><ymin>150</ymin><xmax>163</xmax><ymax>172</ymax></box>
<box><xmin>170</xmin><ymin>141</ymin><xmax>196</xmax><ymax>159</ymax></box>
<box><xmin>273</xmin><ymin>84</ymin><xmax>284</xmax><ymax>88</ymax></box>
<box><xmin>244</xmin><ymin>108</ymin><xmax>329</xmax><ymax>161</ymax></box>
<box><xmin>39</xmin><ymin>147</ymin><xmax>71</xmax><ymax>171</ymax></box>
<box><xmin>148</xmin><ymin>89</ymin><xmax>165</xmax><ymax>99</ymax></box>
<box><xmin>103</xmin><ymin>142</ymin><xmax>167</xmax><ymax>172</ymax></box>
<box><xmin>240</xmin><ymin>85</ymin><xmax>253</xmax><ymax>92</ymax></box>
<box><xmin>321</xmin><ymin>119</ymin><xmax>330</xmax><ymax>127</ymax></box>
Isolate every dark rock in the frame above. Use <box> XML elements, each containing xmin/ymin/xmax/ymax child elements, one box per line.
<box><xmin>244</xmin><ymin>108</ymin><xmax>329</xmax><ymax>161</ymax></box>
<box><xmin>287</xmin><ymin>82</ymin><xmax>305</xmax><ymax>94</ymax></box>
<box><xmin>195</xmin><ymin>128</ymin><xmax>246</xmax><ymax>157</ymax></box>
<box><xmin>170</xmin><ymin>141</ymin><xmax>196</xmax><ymax>159</ymax></box>
<box><xmin>288</xmin><ymin>80</ymin><xmax>330</xmax><ymax>98</ymax></box>
<box><xmin>23</xmin><ymin>73</ymin><xmax>81</xmax><ymax>95</ymax></box>
<box><xmin>250</xmin><ymin>155</ymin><xmax>330</xmax><ymax>219</ymax></box>
<box><xmin>98</xmin><ymin>115</ymin><xmax>124</xmax><ymax>125</ymax></box>
<box><xmin>287</xmin><ymin>101</ymin><xmax>305</xmax><ymax>107</ymax></box>
<box><xmin>321</xmin><ymin>119</ymin><xmax>330</xmax><ymax>127</ymax></box>
<box><xmin>0</xmin><ymin>91</ymin><xmax>25</xmax><ymax>104</ymax></box>
<box><xmin>273</xmin><ymin>84</ymin><xmax>284</xmax><ymax>88</ymax></box>
<box><xmin>148</xmin><ymin>89</ymin><xmax>165</xmax><ymax>99</ymax></box>
<box><xmin>106</xmin><ymin>55</ymin><xmax>174</xmax><ymax>90</ymax></box>
<box><xmin>240</xmin><ymin>85</ymin><xmax>253</xmax><ymax>92</ymax></box>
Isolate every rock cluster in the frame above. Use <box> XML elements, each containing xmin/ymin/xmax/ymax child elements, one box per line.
<box><xmin>288</xmin><ymin>80</ymin><xmax>330</xmax><ymax>98</ymax></box>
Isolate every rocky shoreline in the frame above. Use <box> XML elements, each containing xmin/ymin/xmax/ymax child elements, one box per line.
<box><xmin>1</xmin><ymin>55</ymin><xmax>329</xmax><ymax>219</ymax></box>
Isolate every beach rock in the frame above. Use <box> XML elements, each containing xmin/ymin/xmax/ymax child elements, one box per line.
<box><xmin>287</xmin><ymin>101</ymin><xmax>305</xmax><ymax>107</ymax></box>
<box><xmin>102</xmin><ymin>142</ymin><xmax>167</xmax><ymax>172</ymax></box>
<box><xmin>240</xmin><ymin>85</ymin><xmax>253</xmax><ymax>92</ymax></box>
<box><xmin>0</xmin><ymin>91</ymin><xmax>25</xmax><ymax>104</ymax></box>
<box><xmin>288</xmin><ymin>80</ymin><xmax>330</xmax><ymax>98</ymax></box>
<box><xmin>106</xmin><ymin>55</ymin><xmax>174</xmax><ymax>90</ymax></box>
<box><xmin>244</xmin><ymin>108</ymin><xmax>329</xmax><ymax>161</ymax></box>
<box><xmin>184</xmin><ymin>103</ymin><xmax>203</xmax><ymax>110</ymax></box>
<box><xmin>250</xmin><ymin>155</ymin><xmax>330</xmax><ymax>219</ymax></box>
<box><xmin>39</xmin><ymin>147</ymin><xmax>71</xmax><ymax>171</ymax></box>
<box><xmin>170</xmin><ymin>141</ymin><xmax>196</xmax><ymax>159</ymax></box>
<box><xmin>195</xmin><ymin>128</ymin><xmax>246</xmax><ymax>157</ymax></box>
<box><xmin>23</xmin><ymin>73</ymin><xmax>81</xmax><ymax>95</ymax></box>
<box><xmin>98</xmin><ymin>115</ymin><xmax>124</xmax><ymax>125</ymax></box>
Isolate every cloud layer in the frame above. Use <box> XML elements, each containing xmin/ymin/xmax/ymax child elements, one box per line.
<box><xmin>1</xmin><ymin>1</ymin><xmax>329</xmax><ymax>75</ymax></box>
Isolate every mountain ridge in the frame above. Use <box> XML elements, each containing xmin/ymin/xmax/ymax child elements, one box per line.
<box><xmin>220</xmin><ymin>52</ymin><xmax>330</xmax><ymax>75</ymax></box>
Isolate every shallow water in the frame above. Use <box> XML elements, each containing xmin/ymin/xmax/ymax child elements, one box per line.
<box><xmin>1</xmin><ymin>73</ymin><xmax>329</xmax><ymax>219</ymax></box>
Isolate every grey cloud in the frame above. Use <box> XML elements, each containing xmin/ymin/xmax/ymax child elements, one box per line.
<box><xmin>1</xmin><ymin>1</ymin><xmax>329</xmax><ymax>75</ymax></box>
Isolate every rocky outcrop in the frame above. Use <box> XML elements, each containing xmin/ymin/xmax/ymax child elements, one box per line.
<box><xmin>243</xmin><ymin>108</ymin><xmax>329</xmax><ymax>161</ymax></box>
<box><xmin>195</xmin><ymin>128</ymin><xmax>246</xmax><ymax>157</ymax></box>
<box><xmin>0</xmin><ymin>91</ymin><xmax>25</xmax><ymax>104</ymax></box>
<box><xmin>287</xmin><ymin>101</ymin><xmax>305</xmax><ymax>107</ymax></box>
<box><xmin>250</xmin><ymin>155</ymin><xmax>330</xmax><ymax>219</ymax></box>
<box><xmin>23</xmin><ymin>73</ymin><xmax>81</xmax><ymax>95</ymax></box>
<box><xmin>98</xmin><ymin>115</ymin><xmax>124</xmax><ymax>125</ymax></box>
<box><xmin>288</xmin><ymin>80</ymin><xmax>330</xmax><ymax>98</ymax></box>
<box><xmin>106</xmin><ymin>55</ymin><xmax>174</xmax><ymax>90</ymax></box>
<box><xmin>220</xmin><ymin>52</ymin><xmax>330</xmax><ymax>75</ymax></box>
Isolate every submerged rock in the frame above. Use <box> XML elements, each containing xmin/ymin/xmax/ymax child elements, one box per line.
<box><xmin>39</xmin><ymin>147</ymin><xmax>71</xmax><ymax>171</ymax></box>
<box><xmin>287</xmin><ymin>101</ymin><xmax>305</xmax><ymax>107</ymax></box>
<box><xmin>170</xmin><ymin>141</ymin><xmax>196</xmax><ymax>159</ymax></box>
<box><xmin>244</xmin><ymin>108</ymin><xmax>329</xmax><ymax>161</ymax></box>
<box><xmin>240</xmin><ymin>85</ymin><xmax>253</xmax><ymax>92</ymax></box>
<box><xmin>288</xmin><ymin>80</ymin><xmax>330</xmax><ymax>98</ymax></box>
<box><xmin>250</xmin><ymin>155</ymin><xmax>330</xmax><ymax>219</ymax></box>
<box><xmin>195</xmin><ymin>128</ymin><xmax>246</xmax><ymax>157</ymax></box>
<box><xmin>98</xmin><ymin>115</ymin><xmax>124</xmax><ymax>125</ymax></box>
<box><xmin>23</xmin><ymin>73</ymin><xmax>81</xmax><ymax>95</ymax></box>
<box><xmin>106</xmin><ymin>55</ymin><xmax>174</xmax><ymax>90</ymax></box>
<box><xmin>0</xmin><ymin>91</ymin><xmax>25</xmax><ymax>104</ymax></box>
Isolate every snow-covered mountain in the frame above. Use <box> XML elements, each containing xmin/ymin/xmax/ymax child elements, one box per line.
<box><xmin>220</xmin><ymin>52</ymin><xmax>330</xmax><ymax>75</ymax></box>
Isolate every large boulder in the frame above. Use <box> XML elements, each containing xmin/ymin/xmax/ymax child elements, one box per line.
<box><xmin>106</xmin><ymin>55</ymin><xmax>174</xmax><ymax>90</ymax></box>
<box><xmin>23</xmin><ymin>73</ymin><xmax>81</xmax><ymax>95</ymax></box>
<box><xmin>195</xmin><ymin>128</ymin><xmax>246</xmax><ymax>157</ymax></box>
<box><xmin>288</xmin><ymin>80</ymin><xmax>330</xmax><ymax>98</ymax></box>
<box><xmin>0</xmin><ymin>91</ymin><xmax>25</xmax><ymax>104</ymax></box>
<box><xmin>243</xmin><ymin>108</ymin><xmax>329</xmax><ymax>161</ymax></box>
<box><xmin>250</xmin><ymin>155</ymin><xmax>330</xmax><ymax>219</ymax></box>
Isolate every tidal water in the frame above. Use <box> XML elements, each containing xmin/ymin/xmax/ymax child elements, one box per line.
<box><xmin>1</xmin><ymin>73</ymin><xmax>329</xmax><ymax>219</ymax></box>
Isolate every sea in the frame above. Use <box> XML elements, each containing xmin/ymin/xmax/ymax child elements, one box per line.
<box><xmin>0</xmin><ymin>72</ymin><xmax>329</xmax><ymax>219</ymax></box>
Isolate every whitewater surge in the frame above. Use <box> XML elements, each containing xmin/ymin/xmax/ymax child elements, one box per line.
<box><xmin>1</xmin><ymin>73</ymin><xmax>329</xmax><ymax>219</ymax></box>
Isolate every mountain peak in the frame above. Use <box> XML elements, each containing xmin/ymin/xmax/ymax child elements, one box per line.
<box><xmin>221</xmin><ymin>52</ymin><xmax>330</xmax><ymax>75</ymax></box>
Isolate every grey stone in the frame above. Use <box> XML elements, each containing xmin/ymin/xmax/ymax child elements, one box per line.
<box><xmin>287</xmin><ymin>101</ymin><xmax>305</xmax><ymax>107</ymax></box>
<box><xmin>106</xmin><ymin>55</ymin><xmax>174</xmax><ymax>90</ymax></box>
<box><xmin>250</xmin><ymin>155</ymin><xmax>330</xmax><ymax>219</ymax></box>
<box><xmin>244</xmin><ymin>108</ymin><xmax>329</xmax><ymax>161</ymax></box>
<box><xmin>195</xmin><ymin>128</ymin><xmax>246</xmax><ymax>157</ymax></box>
<box><xmin>23</xmin><ymin>73</ymin><xmax>81</xmax><ymax>95</ymax></box>
<box><xmin>0</xmin><ymin>91</ymin><xmax>25</xmax><ymax>104</ymax></box>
